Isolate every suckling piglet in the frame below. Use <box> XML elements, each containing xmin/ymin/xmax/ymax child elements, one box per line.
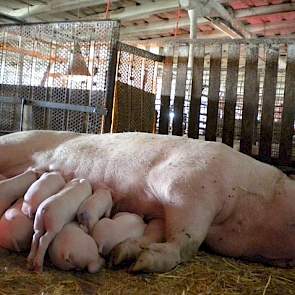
<box><xmin>77</xmin><ymin>188</ymin><xmax>113</xmax><ymax>233</ymax></box>
<box><xmin>22</xmin><ymin>171</ymin><xmax>65</xmax><ymax>218</ymax></box>
<box><xmin>0</xmin><ymin>169</ymin><xmax>38</xmax><ymax>217</ymax></box>
<box><xmin>0</xmin><ymin>198</ymin><xmax>33</xmax><ymax>252</ymax></box>
<box><xmin>27</xmin><ymin>178</ymin><xmax>92</xmax><ymax>272</ymax></box>
<box><xmin>48</xmin><ymin>222</ymin><xmax>104</xmax><ymax>273</ymax></box>
<box><xmin>92</xmin><ymin>212</ymin><xmax>146</xmax><ymax>256</ymax></box>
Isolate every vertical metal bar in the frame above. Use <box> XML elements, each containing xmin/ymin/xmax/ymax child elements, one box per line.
<box><xmin>127</xmin><ymin>53</ymin><xmax>134</xmax><ymax>131</ymax></box>
<box><xmin>279</xmin><ymin>43</ymin><xmax>295</xmax><ymax>164</ymax></box>
<box><xmin>0</xmin><ymin>27</ymin><xmax>6</xmax><ymax>132</ymax></box>
<box><xmin>17</xmin><ymin>28</ymin><xmax>26</xmax><ymax>131</ymax></box>
<box><xmin>130</xmin><ymin>55</ymin><xmax>143</xmax><ymax>131</ymax></box>
<box><xmin>240</xmin><ymin>44</ymin><xmax>259</xmax><ymax>155</ymax></box>
<box><xmin>205</xmin><ymin>44</ymin><xmax>222</xmax><ymax>142</ymax></box>
<box><xmin>222</xmin><ymin>43</ymin><xmax>240</xmax><ymax>147</ymax></box>
<box><xmin>44</xmin><ymin>37</ymin><xmax>54</xmax><ymax>129</ymax></box>
<box><xmin>47</xmin><ymin>25</ymin><xmax>55</xmax><ymax>130</ymax></box>
<box><xmin>19</xmin><ymin>97</ymin><xmax>25</xmax><ymax>131</ymax></box>
<box><xmin>259</xmin><ymin>44</ymin><xmax>279</xmax><ymax>161</ymax></box>
<box><xmin>159</xmin><ymin>56</ymin><xmax>173</xmax><ymax>134</ymax></box>
<box><xmin>172</xmin><ymin>54</ymin><xmax>188</xmax><ymax>136</ymax></box>
<box><xmin>141</xmin><ymin>57</ymin><xmax>146</xmax><ymax>132</ymax></box>
<box><xmin>146</xmin><ymin>60</ymin><xmax>156</xmax><ymax>133</ymax></box>
<box><xmin>103</xmin><ymin>40</ymin><xmax>119</xmax><ymax>133</ymax></box>
<box><xmin>112</xmin><ymin>49</ymin><xmax>129</xmax><ymax>133</ymax></box>
<box><xmin>83</xmin><ymin>34</ymin><xmax>92</xmax><ymax>133</ymax></box>
<box><xmin>188</xmin><ymin>44</ymin><xmax>205</xmax><ymax>139</ymax></box>
<box><xmin>0</xmin><ymin>28</ymin><xmax>6</xmax><ymax>87</ymax></box>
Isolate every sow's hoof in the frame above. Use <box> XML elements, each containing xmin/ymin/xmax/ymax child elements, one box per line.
<box><xmin>109</xmin><ymin>239</ymin><xmax>143</xmax><ymax>267</ymax></box>
<box><xmin>130</xmin><ymin>243</ymin><xmax>181</xmax><ymax>273</ymax></box>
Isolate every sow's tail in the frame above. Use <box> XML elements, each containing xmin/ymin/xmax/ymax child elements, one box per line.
<box><xmin>0</xmin><ymin>130</ymin><xmax>80</xmax><ymax>177</ymax></box>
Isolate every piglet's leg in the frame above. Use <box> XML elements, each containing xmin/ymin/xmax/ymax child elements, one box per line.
<box><xmin>33</xmin><ymin>231</ymin><xmax>56</xmax><ymax>272</ymax></box>
<box><xmin>110</xmin><ymin>218</ymin><xmax>165</xmax><ymax>266</ymax></box>
<box><xmin>131</xmin><ymin>182</ymin><xmax>220</xmax><ymax>273</ymax></box>
<box><xmin>27</xmin><ymin>230</ymin><xmax>43</xmax><ymax>270</ymax></box>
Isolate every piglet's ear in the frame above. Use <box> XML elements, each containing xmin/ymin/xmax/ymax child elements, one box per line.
<box><xmin>62</xmin><ymin>252</ymin><xmax>71</xmax><ymax>264</ymax></box>
<box><xmin>30</xmin><ymin>167</ymin><xmax>46</xmax><ymax>178</ymax></box>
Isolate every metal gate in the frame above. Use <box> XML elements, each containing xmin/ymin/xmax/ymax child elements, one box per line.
<box><xmin>159</xmin><ymin>38</ymin><xmax>295</xmax><ymax>170</ymax></box>
<box><xmin>112</xmin><ymin>42</ymin><xmax>164</xmax><ymax>133</ymax></box>
<box><xmin>0</xmin><ymin>20</ymin><xmax>120</xmax><ymax>134</ymax></box>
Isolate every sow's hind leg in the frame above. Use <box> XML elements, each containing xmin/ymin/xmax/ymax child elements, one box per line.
<box><xmin>131</xmin><ymin>169</ymin><xmax>222</xmax><ymax>273</ymax></box>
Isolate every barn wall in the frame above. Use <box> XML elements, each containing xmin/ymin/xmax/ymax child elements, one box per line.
<box><xmin>158</xmin><ymin>38</ymin><xmax>295</xmax><ymax>170</ymax></box>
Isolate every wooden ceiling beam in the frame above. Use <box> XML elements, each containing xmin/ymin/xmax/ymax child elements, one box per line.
<box><xmin>122</xmin><ymin>30</ymin><xmax>227</xmax><ymax>44</ymax></box>
<box><xmin>121</xmin><ymin>17</ymin><xmax>202</xmax><ymax>37</ymax></box>
<box><xmin>121</xmin><ymin>17</ymin><xmax>295</xmax><ymax>39</ymax></box>
<box><xmin>83</xmin><ymin>0</ymin><xmax>179</xmax><ymax>21</ymax></box>
<box><xmin>235</xmin><ymin>3</ymin><xmax>295</xmax><ymax>18</ymax></box>
<box><xmin>8</xmin><ymin>0</ymin><xmax>120</xmax><ymax>19</ymax></box>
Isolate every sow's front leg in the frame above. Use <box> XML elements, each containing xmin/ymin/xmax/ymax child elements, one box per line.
<box><xmin>131</xmin><ymin>170</ymin><xmax>222</xmax><ymax>273</ymax></box>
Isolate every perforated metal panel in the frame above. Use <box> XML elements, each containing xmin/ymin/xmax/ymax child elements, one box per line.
<box><xmin>0</xmin><ymin>20</ymin><xmax>120</xmax><ymax>134</ymax></box>
<box><xmin>113</xmin><ymin>43</ymin><xmax>162</xmax><ymax>133</ymax></box>
<box><xmin>0</xmin><ymin>25</ymin><xmax>22</xmax><ymax>132</ymax></box>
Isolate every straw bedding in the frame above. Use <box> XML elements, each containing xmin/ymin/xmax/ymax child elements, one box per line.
<box><xmin>0</xmin><ymin>250</ymin><xmax>294</xmax><ymax>295</ymax></box>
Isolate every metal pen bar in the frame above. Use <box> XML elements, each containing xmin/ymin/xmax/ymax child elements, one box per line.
<box><xmin>0</xmin><ymin>96</ymin><xmax>107</xmax><ymax>115</ymax></box>
<box><xmin>118</xmin><ymin>42</ymin><xmax>164</xmax><ymax>62</ymax></box>
<box><xmin>171</xmin><ymin>37</ymin><xmax>295</xmax><ymax>46</ymax></box>
<box><xmin>19</xmin><ymin>98</ymin><xmax>25</xmax><ymax>131</ymax></box>
<box><xmin>27</xmin><ymin>100</ymin><xmax>107</xmax><ymax>115</ymax></box>
<box><xmin>0</xmin><ymin>96</ymin><xmax>21</xmax><ymax>104</ymax></box>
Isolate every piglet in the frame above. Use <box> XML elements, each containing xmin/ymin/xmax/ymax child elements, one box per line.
<box><xmin>27</xmin><ymin>178</ymin><xmax>92</xmax><ymax>272</ymax></box>
<box><xmin>77</xmin><ymin>188</ymin><xmax>113</xmax><ymax>233</ymax></box>
<box><xmin>0</xmin><ymin>169</ymin><xmax>38</xmax><ymax>217</ymax></box>
<box><xmin>0</xmin><ymin>174</ymin><xmax>6</xmax><ymax>181</ymax></box>
<box><xmin>0</xmin><ymin>198</ymin><xmax>33</xmax><ymax>252</ymax></box>
<box><xmin>92</xmin><ymin>212</ymin><xmax>146</xmax><ymax>256</ymax></box>
<box><xmin>22</xmin><ymin>171</ymin><xmax>66</xmax><ymax>218</ymax></box>
<box><xmin>48</xmin><ymin>222</ymin><xmax>104</xmax><ymax>273</ymax></box>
